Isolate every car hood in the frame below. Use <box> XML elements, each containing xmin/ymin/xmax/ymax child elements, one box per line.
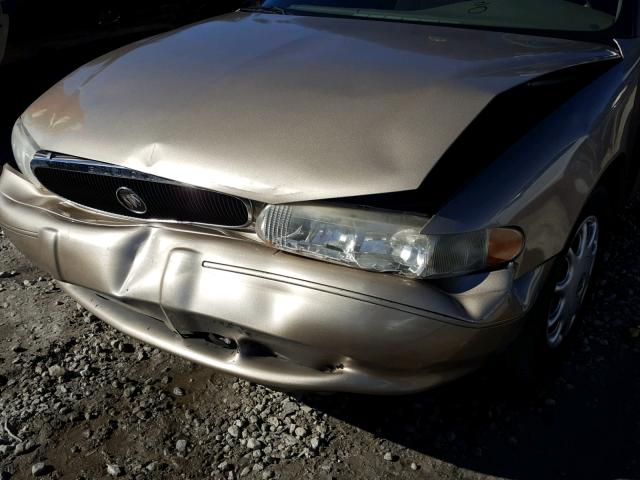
<box><xmin>22</xmin><ymin>12</ymin><xmax>620</xmax><ymax>204</ymax></box>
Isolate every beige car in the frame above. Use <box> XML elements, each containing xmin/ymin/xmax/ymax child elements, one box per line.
<box><xmin>1</xmin><ymin>1</ymin><xmax>638</xmax><ymax>393</ymax></box>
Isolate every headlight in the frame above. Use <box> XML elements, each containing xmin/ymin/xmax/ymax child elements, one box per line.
<box><xmin>257</xmin><ymin>204</ymin><xmax>524</xmax><ymax>279</ymax></box>
<box><xmin>11</xmin><ymin>117</ymin><xmax>41</xmax><ymax>187</ymax></box>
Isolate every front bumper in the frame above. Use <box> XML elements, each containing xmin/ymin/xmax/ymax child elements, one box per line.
<box><xmin>0</xmin><ymin>166</ymin><xmax>551</xmax><ymax>394</ymax></box>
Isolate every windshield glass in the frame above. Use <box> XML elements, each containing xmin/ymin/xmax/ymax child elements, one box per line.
<box><xmin>260</xmin><ymin>0</ymin><xmax>625</xmax><ymax>36</ymax></box>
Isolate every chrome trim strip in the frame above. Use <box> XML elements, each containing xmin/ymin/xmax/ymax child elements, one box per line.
<box><xmin>30</xmin><ymin>151</ymin><xmax>254</xmax><ymax>229</ymax></box>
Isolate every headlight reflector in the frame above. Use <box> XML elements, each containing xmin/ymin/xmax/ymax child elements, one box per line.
<box><xmin>11</xmin><ymin>118</ymin><xmax>41</xmax><ymax>187</ymax></box>
<box><xmin>257</xmin><ymin>204</ymin><xmax>523</xmax><ymax>278</ymax></box>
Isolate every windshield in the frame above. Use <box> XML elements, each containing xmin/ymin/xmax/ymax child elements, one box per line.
<box><xmin>260</xmin><ymin>1</ymin><xmax>626</xmax><ymax>37</ymax></box>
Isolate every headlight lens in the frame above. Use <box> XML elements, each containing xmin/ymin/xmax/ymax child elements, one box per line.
<box><xmin>257</xmin><ymin>204</ymin><xmax>523</xmax><ymax>278</ymax></box>
<box><xmin>11</xmin><ymin>118</ymin><xmax>41</xmax><ymax>187</ymax></box>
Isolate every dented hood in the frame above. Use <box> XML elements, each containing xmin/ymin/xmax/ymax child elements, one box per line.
<box><xmin>22</xmin><ymin>12</ymin><xmax>620</xmax><ymax>204</ymax></box>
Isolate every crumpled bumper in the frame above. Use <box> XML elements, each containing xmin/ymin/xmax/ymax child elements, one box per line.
<box><xmin>0</xmin><ymin>166</ymin><xmax>551</xmax><ymax>394</ymax></box>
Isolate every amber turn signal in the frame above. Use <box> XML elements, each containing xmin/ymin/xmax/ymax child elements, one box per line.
<box><xmin>487</xmin><ymin>228</ymin><xmax>525</xmax><ymax>266</ymax></box>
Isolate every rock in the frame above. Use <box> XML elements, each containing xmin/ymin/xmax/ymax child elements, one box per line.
<box><xmin>281</xmin><ymin>401</ymin><xmax>299</xmax><ymax>416</ymax></box>
<box><xmin>31</xmin><ymin>463</ymin><xmax>48</xmax><ymax>477</ymax></box>
<box><xmin>310</xmin><ymin>437</ymin><xmax>320</xmax><ymax>449</ymax></box>
<box><xmin>134</xmin><ymin>408</ymin><xmax>149</xmax><ymax>420</ymax></box>
<box><xmin>294</xmin><ymin>427</ymin><xmax>306</xmax><ymax>438</ymax></box>
<box><xmin>172</xmin><ymin>387</ymin><xmax>185</xmax><ymax>396</ymax></box>
<box><xmin>282</xmin><ymin>434</ymin><xmax>297</xmax><ymax>446</ymax></box>
<box><xmin>118</xmin><ymin>343</ymin><xmax>135</xmax><ymax>353</ymax></box>
<box><xmin>47</xmin><ymin>365</ymin><xmax>66</xmax><ymax>378</ymax></box>
<box><xmin>15</xmin><ymin>441</ymin><xmax>37</xmax><ymax>456</ymax></box>
<box><xmin>246</xmin><ymin>438</ymin><xmax>261</xmax><ymax>450</ymax></box>
<box><xmin>176</xmin><ymin>439</ymin><xmax>187</xmax><ymax>453</ymax></box>
<box><xmin>410</xmin><ymin>462</ymin><xmax>418</xmax><ymax>471</ymax></box>
<box><xmin>383</xmin><ymin>452</ymin><xmax>394</xmax><ymax>461</ymax></box>
<box><xmin>106</xmin><ymin>464</ymin><xmax>122</xmax><ymax>477</ymax></box>
<box><xmin>228</xmin><ymin>425</ymin><xmax>240</xmax><ymax>438</ymax></box>
<box><xmin>262</xmin><ymin>471</ymin><xmax>274</xmax><ymax>479</ymax></box>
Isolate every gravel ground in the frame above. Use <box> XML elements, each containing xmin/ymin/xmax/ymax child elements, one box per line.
<box><xmin>1</xmin><ymin>200</ymin><xmax>640</xmax><ymax>480</ymax></box>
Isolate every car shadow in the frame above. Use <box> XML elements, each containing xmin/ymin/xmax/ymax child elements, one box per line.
<box><xmin>301</xmin><ymin>204</ymin><xmax>640</xmax><ymax>480</ymax></box>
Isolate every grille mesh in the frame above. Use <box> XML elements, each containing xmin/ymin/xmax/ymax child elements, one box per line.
<box><xmin>33</xmin><ymin>164</ymin><xmax>250</xmax><ymax>227</ymax></box>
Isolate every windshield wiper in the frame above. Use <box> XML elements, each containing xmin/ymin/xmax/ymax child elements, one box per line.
<box><xmin>240</xmin><ymin>6</ymin><xmax>289</xmax><ymax>15</ymax></box>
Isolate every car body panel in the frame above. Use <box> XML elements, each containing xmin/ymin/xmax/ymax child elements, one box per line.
<box><xmin>0</xmin><ymin>165</ymin><xmax>547</xmax><ymax>393</ymax></box>
<box><xmin>62</xmin><ymin>283</ymin><xmax>497</xmax><ymax>394</ymax></box>
<box><xmin>21</xmin><ymin>12</ymin><xmax>619</xmax><ymax>204</ymax></box>
<box><xmin>426</xmin><ymin>38</ymin><xmax>640</xmax><ymax>274</ymax></box>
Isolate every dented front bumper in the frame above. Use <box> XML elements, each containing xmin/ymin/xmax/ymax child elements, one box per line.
<box><xmin>0</xmin><ymin>166</ymin><xmax>551</xmax><ymax>393</ymax></box>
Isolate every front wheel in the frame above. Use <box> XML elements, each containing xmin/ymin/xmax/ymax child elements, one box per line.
<box><xmin>545</xmin><ymin>215</ymin><xmax>600</xmax><ymax>349</ymax></box>
<box><xmin>505</xmin><ymin>196</ymin><xmax>607</xmax><ymax>388</ymax></box>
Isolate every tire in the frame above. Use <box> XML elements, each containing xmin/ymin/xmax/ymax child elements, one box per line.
<box><xmin>505</xmin><ymin>189</ymin><xmax>609</xmax><ymax>390</ymax></box>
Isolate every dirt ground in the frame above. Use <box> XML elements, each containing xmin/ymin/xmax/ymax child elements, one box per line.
<box><xmin>1</xmin><ymin>197</ymin><xmax>640</xmax><ymax>480</ymax></box>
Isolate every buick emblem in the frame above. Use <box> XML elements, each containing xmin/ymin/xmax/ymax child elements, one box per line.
<box><xmin>116</xmin><ymin>187</ymin><xmax>147</xmax><ymax>215</ymax></box>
